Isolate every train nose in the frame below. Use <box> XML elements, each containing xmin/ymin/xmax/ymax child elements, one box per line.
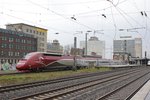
<box><xmin>16</xmin><ymin>61</ymin><xmax>26</xmax><ymax>70</ymax></box>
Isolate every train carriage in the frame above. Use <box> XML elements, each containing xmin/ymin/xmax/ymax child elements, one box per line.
<box><xmin>16</xmin><ymin>52</ymin><xmax>126</xmax><ymax>71</ymax></box>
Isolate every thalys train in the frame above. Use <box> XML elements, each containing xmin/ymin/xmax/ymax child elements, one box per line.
<box><xmin>16</xmin><ymin>52</ymin><xmax>125</xmax><ymax>71</ymax></box>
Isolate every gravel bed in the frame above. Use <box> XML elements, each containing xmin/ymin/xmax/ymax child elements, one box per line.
<box><xmin>0</xmin><ymin>68</ymin><xmax>143</xmax><ymax>100</ymax></box>
<box><xmin>58</xmin><ymin>68</ymin><xmax>150</xmax><ymax>100</ymax></box>
<box><xmin>59</xmin><ymin>69</ymin><xmax>148</xmax><ymax>100</ymax></box>
<box><xmin>105</xmin><ymin>72</ymin><xmax>150</xmax><ymax>100</ymax></box>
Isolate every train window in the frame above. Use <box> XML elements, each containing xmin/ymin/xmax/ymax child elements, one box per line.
<box><xmin>43</xmin><ymin>53</ymin><xmax>62</xmax><ymax>57</ymax></box>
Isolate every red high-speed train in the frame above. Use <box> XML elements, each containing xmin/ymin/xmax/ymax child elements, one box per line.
<box><xmin>16</xmin><ymin>52</ymin><xmax>101</xmax><ymax>71</ymax></box>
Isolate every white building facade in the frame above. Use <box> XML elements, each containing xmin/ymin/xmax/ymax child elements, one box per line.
<box><xmin>80</xmin><ymin>36</ymin><xmax>105</xmax><ymax>58</ymax></box>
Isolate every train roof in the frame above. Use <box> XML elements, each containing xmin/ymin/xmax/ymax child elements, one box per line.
<box><xmin>27</xmin><ymin>52</ymin><xmax>62</xmax><ymax>56</ymax></box>
<box><xmin>43</xmin><ymin>52</ymin><xmax>62</xmax><ymax>56</ymax></box>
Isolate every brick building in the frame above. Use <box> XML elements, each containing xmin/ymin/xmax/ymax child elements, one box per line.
<box><xmin>0</xmin><ymin>28</ymin><xmax>37</xmax><ymax>64</ymax></box>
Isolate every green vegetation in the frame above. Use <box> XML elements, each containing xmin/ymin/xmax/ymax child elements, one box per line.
<box><xmin>0</xmin><ymin>67</ymin><xmax>111</xmax><ymax>86</ymax></box>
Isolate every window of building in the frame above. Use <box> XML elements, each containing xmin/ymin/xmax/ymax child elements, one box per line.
<box><xmin>32</xmin><ymin>47</ymin><xmax>35</xmax><ymax>51</ymax></box>
<box><xmin>11</xmin><ymin>52</ymin><xmax>13</xmax><ymax>56</ymax></box>
<box><xmin>8</xmin><ymin>52</ymin><xmax>11</xmax><ymax>56</ymax></box>
<box><xmin>17</xmin><ymin>52</ymin><xmax>20</xmax><ymax>56</ymax></box>
<box><xmin>11</xmin><ymin>31</ymin><xmax>14</xmax><ymax>34</ymax></box>
<box><xmin>9</xmin><ymin>37</ymin><xmax>14</xmax><ymax>42</ymax></box>
<box><xmin>28</xmin><ymin>40</ymin><xmax>31</xmax><ymax>44</ymax></box>
<box><xmin>2</xmin><ymin>36</ymin><xmax>7</xmax><ymax>41</ymax></box>
<box><xmin>15</xmin><ymin>52</ymin><xmax>18</xmax><ymax>56</ymax></box>
<box><xmin>16</xmin><ymin>45</ymin><xmax>19</xmax><ymax>50</ymax></box>
<box><xmin>21</xmin><ymin>39</ymin><xmax>25</xmax><ymax>43</ymax></box>
<box><xmin>16</xmin><ymin>39</ymin><xmax>20</xmax><ymax>42</ymax></box>
<box><xmin>23</xmin><ymin>52</ymin><xmax>26</xmax><ymax>56</ymax></box>
<box><xmin>36</xmin><ymin>31</ymin><xmax>38</xmax><ymax>35</ymax></box>
<box><xmin>1</xmin><ymin>44</ymin><xmax>7</xmax><ymax>48</ymax></box>
<box><xmin>26</xmin><ymin>29</ymin><xmax>29</xmax><ymax>32</ymax></box>
<box><xmin>30</xmin><ymin>29</ymin><xmax>32</xmax><ymax>33</ymax></box>
<box><xmin>9</xmin><ymin>44</ymin><xmax>13</xmax><ymax>48</ymax></box>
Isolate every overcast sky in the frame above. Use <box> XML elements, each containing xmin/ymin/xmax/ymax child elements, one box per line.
<box><xmin>0</xmin><ymin>0</ymin><xmax>150</xmax><ymax>58</ymax></box>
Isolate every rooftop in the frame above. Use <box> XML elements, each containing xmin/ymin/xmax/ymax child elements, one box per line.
<box><xmin>0</xmin><ymin>28</ymin><xmax>35</xmax><ymax>38</ymax></box>
<box><xmin>6</xmin><ymin>23</ymin><xmax>48</xmax><ymax>31</ymax></box>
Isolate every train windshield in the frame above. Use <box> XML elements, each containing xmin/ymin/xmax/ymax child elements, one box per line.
<box><xmin>23</xmin><ymin>53</ymin><xmax>35</xmax><ymax>59</ymax></box>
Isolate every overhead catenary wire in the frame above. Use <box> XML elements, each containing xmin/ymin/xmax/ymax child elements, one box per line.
<box><xmin>107</xmin><ymin>0</ymin><xmax>135</xmax><ymax>41</ymax></box>
<box><xmin>0</xmin><ymin>4</ymin><xmax>115</xmax><ymax>41</ymax></box>
<box><xmin>44</xmin><ymin>0</ymin><xmax>104</xmax><ymax>6</ymax></box>
<box><xmin>0</xmin><ymin>11</ymin><xmax>72</xmax><ymax>35</ymax></box>
<box><xmin>1</xmin><ymin>5</ymin><xmax>150</xmax><ymax>19</ymax></box>
<box><xmin>106</xmin><ymin>0</ymin><xmax>150</xmax><ymax>58</ymax></box>
<box><xmin>107</xmin><ymin>0</ymin><xmax>150</xmax><ymax>38</ymax></box>
<box><xmin>112</xmin><ymin>0</ymin><xmax>150</xmax><ymax>57</ymax></box>
<box><xmin>143</xmin><ymin>0</ymin><xmax>149</xmax><ymax>52</ymax></box>
<box><xmin>115</xmin><ymin>7</ymin><xmax>150</xmax><ymax>40</ymax></box>
<box><xmin>75</xmin><ymin>0</ymin><xmax>128</xmax><ymax>15</ymax></box>
<box><xmin>116</xmin><ymin>7</ymin><xmax>145</xmax><ymax>39</ymax></box>
<box><xmin>0</xmin><ymin>0</ymin><xmax>149</xmax><ymax>57</ymax></box>
<box><xmin>113</xmin><ymin>7</ymin><xmax>134</xmax><ymax>28</ymax></box>
<box><xmin>26</xmin><ymin>0</ymin><xmax>94</xmax><ymax>30</ymax></box>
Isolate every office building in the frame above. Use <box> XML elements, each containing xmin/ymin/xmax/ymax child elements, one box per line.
<box><xmin>113</xmin><ymin>38</ymin><xmax>142</xmax><ymax>61</ymax></box>
<box><xmin>6</xmin><ymin>23</ymin><xmax>47</xmax><ymax>52</ymax></box>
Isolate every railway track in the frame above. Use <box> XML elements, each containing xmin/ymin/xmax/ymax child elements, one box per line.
<box><xmin>0</xmin><ymin>69</ymin><xmax>117</xmax><ymax>93</ymax></box>
<box><xmin>14</xmin><ymin>67</ymin><xmax>149</xmax><ymax>100</ymax></box>
<box><xmin>0</xmin><ymin>67</ymin><xmax>149</xmax><ymax>100</ymax></box>
<box><xmin>0</xmin><ymin>68</ymin><xmax>130</xmax><ymax>92</ymax></box>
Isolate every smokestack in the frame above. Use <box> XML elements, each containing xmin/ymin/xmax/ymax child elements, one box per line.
<box><xmin>74</xmin><ymin>37</ymin><xmax>77</xmax><ymax>48</ymax></box>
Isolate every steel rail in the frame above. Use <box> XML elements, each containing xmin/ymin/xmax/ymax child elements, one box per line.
<box><xmin>96</xmin><ymin>70</ymin><xmax>150</xmax><ymax>100</ymax></box>
<box><xmin>0</xmin><ymin>68</ymin><xmax>132</xmax><ymax>93</ymax></box>
<box><xmin>12</xmin><ymin>68</ymin><xmax>142</xmax><ymax>100</ymax></box>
